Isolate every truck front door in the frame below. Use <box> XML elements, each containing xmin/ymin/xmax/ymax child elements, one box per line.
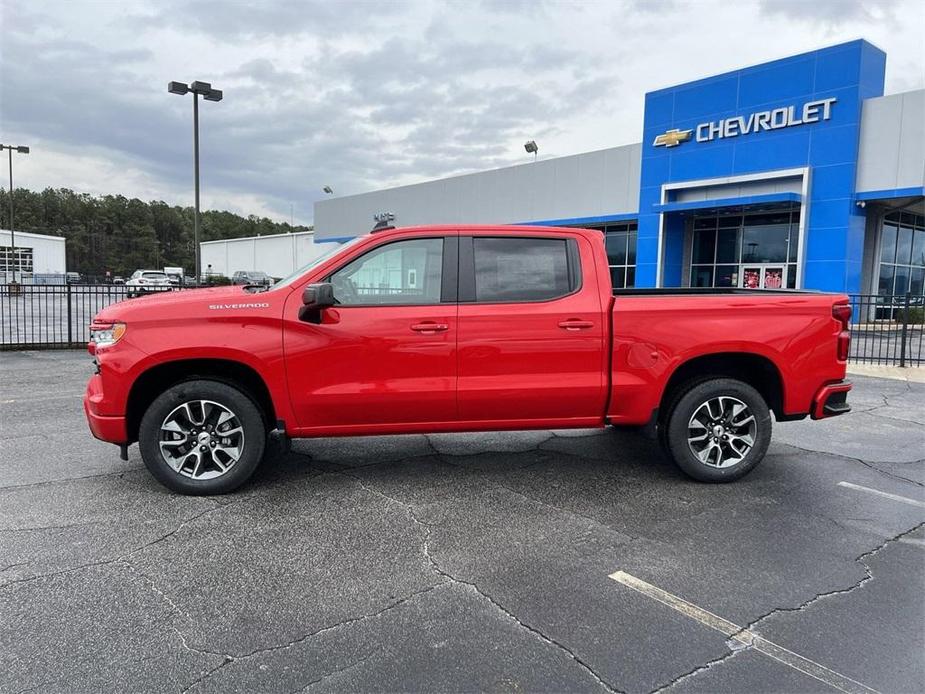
<box><xmin>456</xmin><ymin>233</ymin><xmax>607</xmax><ymax>425</ymax></box>
<box><xmin>283</xmin><ymin>235</ymin><xmax>458</xmax><ymax>432</ymax></box>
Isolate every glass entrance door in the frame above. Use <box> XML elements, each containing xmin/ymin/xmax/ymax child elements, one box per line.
<box><xmin>740</xmin><ymin>265</ymin><xmax>786</xmax><ymax>289</ymax></box>
<box><xmin>688</xmin><ymin>207</ymin><xmax>801</xmax><ymax>289</ymax></box>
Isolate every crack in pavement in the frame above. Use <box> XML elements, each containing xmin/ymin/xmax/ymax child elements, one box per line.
<box><xmin>0</xmin><ymin>499</ymin><xmax>234</xmax><ymax>590</ymax></box>
<box><xmin>290</xmin><ymin>653</ymin><xmax>375</xmax><ymax>693</ymax></box>
<box><xmin>434</xmin><ymin>452</ymin><xmax>634</xmax><ymax>539</ymax></box>
<box><xmin>649</xmin><ymin>645</ymin><xmax>744</xmax><ymax>694</ymax></box>
<box><xmin>646</xmin><ymin>522</ymin><xmax>925</xmax><ymax>693</ymax></box>
<box><xmin>775</xmin><ymin>441</ymin><xmax>925</xmax><ymax>488</ymax></box>
<box><xmin>734</xmin><ymin>522</ymin><xmax>925</xmax><ymax>638</ymax></box>
<box><xmin>0</xmin><ymin>520</ymin><xmax>102</xmax><ymax>533</ymax></box>
<box><xmin>176</xmin><ymin>582</ymin><xmax>446</xmax><ymax>692</ymax></box>
<box><xmin>340</xmin><ymin>469</ymin><xmax>625</xmax><ymax>694</ymax></box>
<box><xmin>0</xmin><ymin>469</ymin><xmax>136</xmax><ymax>490</ymax></box>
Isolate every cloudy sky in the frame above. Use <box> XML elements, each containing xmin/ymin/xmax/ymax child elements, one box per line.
<box><xmin>1</xmin><ymin>0</ymin><xmax>923</xmax><ymax>225</ymax></box>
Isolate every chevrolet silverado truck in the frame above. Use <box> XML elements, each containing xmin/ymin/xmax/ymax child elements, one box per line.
<box><xmin>84</xmin><ymin>225</ymin><xmax>852</xmax><ymax>495</ymax></box>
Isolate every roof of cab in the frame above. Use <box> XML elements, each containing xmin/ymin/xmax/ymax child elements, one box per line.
<box><xmin>366</xmin><ymin>223</ymin><xmax>600</xmax><ymax>239</ymax></box>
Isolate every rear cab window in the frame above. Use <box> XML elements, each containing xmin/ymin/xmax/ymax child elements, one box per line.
<box><xmin>461</xmin><ymin>235</ymin><xmax>581</xmax><ymax>303</ymax></box>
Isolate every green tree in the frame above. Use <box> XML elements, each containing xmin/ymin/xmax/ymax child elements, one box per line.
<box><xmin>0</xmin><ymin>187</ymin><xmax>310</xmax><ymax>278</ymax></box>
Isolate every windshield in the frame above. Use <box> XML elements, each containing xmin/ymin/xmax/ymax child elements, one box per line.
<box><xmin>271</xmin><ymin>237</ymin><xmax>364</xmax><ymax>289</ymax></box>
<box><xmin>143</xmin><ymin>272</ymin><xmax>167</xmax><ymax>279</ymax></box>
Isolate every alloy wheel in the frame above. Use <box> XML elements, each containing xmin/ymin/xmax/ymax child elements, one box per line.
<box><xmin>686</xmin><ymin>396</ymin><xmax>756</xmax><ymax>468</ymax></box>
<box><xmin>158</xmin><ymin>399</ymin><xmax>244</xmax><ymax>479</ymax></box>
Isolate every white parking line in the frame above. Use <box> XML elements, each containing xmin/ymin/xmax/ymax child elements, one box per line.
<box><xmin>608</xmin><ymin>571</ymin><xmax>879</xmax><ymax>694</ymax></box>
<box><xmin>837</xmin><ymin>481</ymin><xmax>925</xmax><ymax>509</ymax></box>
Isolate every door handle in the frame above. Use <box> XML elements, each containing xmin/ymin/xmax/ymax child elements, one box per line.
<box><xmin>410</xmin><ymin>322</ymin><xmax>449</xmax><ymax>333</ymax></box>
<box><xmin>558</xmin><ymin>319</ymin><xmax>594</xmax><ymax>331</ymax></box>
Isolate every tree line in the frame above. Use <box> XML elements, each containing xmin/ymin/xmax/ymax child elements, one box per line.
<box><xmin>0</xmin><ymin>187</ymin><xmax>310</xmax><ymax>278</ymax></box>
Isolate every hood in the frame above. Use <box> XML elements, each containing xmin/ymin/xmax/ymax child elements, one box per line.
<box><xmin>92</xmin><ymin>285</ymin><xmax>279</xmax><ymax>324</ymax></box>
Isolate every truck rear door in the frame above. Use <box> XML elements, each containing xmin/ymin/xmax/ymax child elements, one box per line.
<box><xmin>456</xmin><ymin>232</ymin><xmax>608</xmax><ymax>425</ymax></box>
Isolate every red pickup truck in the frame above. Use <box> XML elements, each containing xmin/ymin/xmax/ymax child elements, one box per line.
<box><xmin>84</xmin><ymin>225</ymin><xmax>852</xmax><ymax>495</ymax></box>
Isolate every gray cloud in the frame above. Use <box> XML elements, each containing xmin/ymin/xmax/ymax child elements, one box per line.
<box><xmin>130</xmin><ymin>0</ymin><xmax>405</xmax><ymax>39</ymax></box>
<box><xmin>757</xmin><ymin>0</ymin><xmax>900</xmax><ymax>23</ymax></box>
<box><xmin>1</xmin><ymin>0</ymin><xmax>922</xmax><ymax>223</ymax></box>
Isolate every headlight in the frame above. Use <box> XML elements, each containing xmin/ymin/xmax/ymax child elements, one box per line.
<box><xmin>90</xmin><ymin>322</ymin><xmax>127</xmax><ymax>347</ymax></box>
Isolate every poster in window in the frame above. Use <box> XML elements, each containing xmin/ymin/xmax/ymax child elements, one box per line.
<box><xmin>743</xmin><ymin>268</ymin><xmax>760</xmax><ymax>289</ymax></box>
<box><xmin>764</xmin><ymin>268</ymin><xmax>783</xmax><ymax>289</ymax></box>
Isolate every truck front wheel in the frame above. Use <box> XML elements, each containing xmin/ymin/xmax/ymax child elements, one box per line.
<box><xmin>138</xmin><ymin>379</ymin><xmax>266</xmax><ymax>495</ymax></box>
<box><xmin>664</xmin><ymin>378</ymin><xmax>771</xmax><ymax>482</ymax></box>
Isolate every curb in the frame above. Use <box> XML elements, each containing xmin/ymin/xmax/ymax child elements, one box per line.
<box><xmin>847</xmin><ymin>364</ymin><xmax>925</xmax><ymax>383</ymax></box>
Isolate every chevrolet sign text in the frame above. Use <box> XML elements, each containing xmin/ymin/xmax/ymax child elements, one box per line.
<box><xmin>695</xmin><ymin>97</ymin><xmax>836</xmax><ymax>143</ymax></box>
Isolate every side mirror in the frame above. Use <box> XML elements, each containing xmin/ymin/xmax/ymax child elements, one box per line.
<box><xmin>299</xmin><ymin>282</ymin><xmax>335</xmax><ymax>322</ymax></box>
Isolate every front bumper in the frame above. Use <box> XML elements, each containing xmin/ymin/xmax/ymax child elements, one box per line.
<box><xmin>811</xmin><ymin>381</ymin><xmax>852</xmax><ymax>420</ymax></box>
<box><xmin>84</xmin><ymin>375</ymin><xmax>128</xmax><ymax>443</ymax></box>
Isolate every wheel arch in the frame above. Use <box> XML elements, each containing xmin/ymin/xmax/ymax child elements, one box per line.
<box><xmin>658</xmin><ymin>352</ymin><xmax>785</xmax><ymax>422</ymax></box>
<box><xmin>126</xmin><ymin>358</ymin><xmax>277</xmax><ymax>443</ymax></box>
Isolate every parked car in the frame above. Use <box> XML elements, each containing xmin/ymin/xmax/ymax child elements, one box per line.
<box><xmin>65</xmin><ymin>272</ymin><xmax>82</xmax><ymax>284</ymax></box>
<box><xmin>125</xmin><ymin>270</ymin><xmax>172</xmax><ymax>298</ymax></box>
<box><xmin>112</xmin><ymin>276</ymin><xmax>125</xmax><ymax>285</ymax></box>
<box><xmin>232</xmin><ymin>270</ymin><xmax>272</xmax><ymax>286</ymax></box>
<box><xmin>85</xmin><ymin>225</ymin><xmax>852</xmax><ymax>495</ymax></box>
<box><xmin>163</xmin><ymin>266</ymin><xmax>184</xmax><ymax>287</ymax></box>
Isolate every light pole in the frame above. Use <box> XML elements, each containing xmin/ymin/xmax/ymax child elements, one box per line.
<box><xmin>524</xmin><ymin>140</ymin><xmax>538</xmax><ymax>162</ymax></box>
<box><xmin>0</xmin><ymin>144</ymin><xmax>30</xmax><ymax>284</ymax></box>
<box><xmin>168</xmin><ymin>80</ymin><xmax>222</xmax><ymax>285</ymax></box>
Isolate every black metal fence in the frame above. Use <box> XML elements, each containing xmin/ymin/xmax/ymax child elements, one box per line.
<box><xmin>0</xmin><ymin>284</ymin><xmax>175</xmax><ymax>349</ymax></box>
<box><xmin>848</xmin><ymin>293</ymin><xmax>923</xmax><ymax>367</ymax></box>
<box><xmin>2</xmin><ymin>284</ymin><xmax>924</xmax><ymax>366</ymax></box>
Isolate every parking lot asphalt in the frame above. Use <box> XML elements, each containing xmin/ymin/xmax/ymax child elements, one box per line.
<box><xmin>1</xmin><ymin>350</ymin><xmax>923</xmax><ymax>694</ymax></box>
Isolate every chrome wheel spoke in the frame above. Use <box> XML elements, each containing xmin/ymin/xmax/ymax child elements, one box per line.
<box><xmin>688</xmin><ymin>395</ymin><xmax>757</xmax><ymax>469</ymax></box>
<box><xmin>158</xmin><ymin>399</ymin><xmax>244</xmax><ymax>480</ymax></box>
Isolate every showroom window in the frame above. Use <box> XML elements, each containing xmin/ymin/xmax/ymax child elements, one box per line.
<box><xmin>689</xmin><ymin>207</ymin><xmax>800</xmax><ymax>289</ymax></box>
<box><xmin>877</xmin><ymin>211</ymin><xmax>925</xmax><ymax>297</ymax></box>
<box><xmin>579</xmin><ymin>222</ymin><xmax>637</xmax><ymax>289</ymax></box>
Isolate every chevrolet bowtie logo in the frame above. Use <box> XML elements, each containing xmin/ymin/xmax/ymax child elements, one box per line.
<box><xmin>653</xmin><ymin>128</ymin><xmax>692</xmax><ymax>148</ymax></box>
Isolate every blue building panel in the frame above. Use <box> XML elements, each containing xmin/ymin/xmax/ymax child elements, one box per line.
<box><xmin>637</xmin><ymin>39</ymin><xmax>887</xmax><ymax>294</ymax></box>
<box><xmin>737</xmin><ymin>57</ymin><xmax>816</xmax><ymax>108</ymax></box>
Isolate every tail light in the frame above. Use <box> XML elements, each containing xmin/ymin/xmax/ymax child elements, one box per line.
<box><xmin>833</xmin><ymin>302</ymin><xmax>851</xmax><ymax>361</ymax></box>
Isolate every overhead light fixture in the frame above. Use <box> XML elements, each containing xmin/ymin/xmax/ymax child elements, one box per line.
<box><xmin>168</xmin><ymin>78</ymin><xmax>223</xmax><ymax>284</ymax></box>
<box><xmin>323</xmin><ymin>185</ymin><xmax>334</xmax><ymax>194</ymax></box>
<box><xmin>524</xmin><ymin>140</ymin><xmax>538</xmax><ymax>160</ymax></box>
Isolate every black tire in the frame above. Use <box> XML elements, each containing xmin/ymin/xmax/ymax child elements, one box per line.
<box><xmin>664</xmin><ymin>378</ymin><xmax>771</xmax><ymax>482</ymax></box>
<box><xmin>138</xmin><ymin>379</ymin><xmax>267</xmax><ymax>495</ymax></box>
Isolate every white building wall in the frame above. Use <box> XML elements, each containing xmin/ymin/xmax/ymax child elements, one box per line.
<box><xmin>312</xmin><ymin>143</ymin><xmax>643</xmax><ymax>240</ymax></box>
<box><xmin>0</xmin><ymin>229</ymin><xmax>67</xmax><ymax>282</ymax></box>
<box><xmin>856</xmin><ymin>89</ymin><xmax>925</xmax><ymax>193</ymax></box>
<box><xmin>200</xmin><ymin>231</ymin><xmax>337</xmax><ymax>279</ymax></box>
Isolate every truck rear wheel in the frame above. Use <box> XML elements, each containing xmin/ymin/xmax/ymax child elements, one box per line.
<box><xmin>664</xmin><ymin>378</ymin><xmax>771</xmax><ymax>482</ymax></box>
<box><xmin>138</xmin><ymin>379</ymin><xmax>266</xmax><ymax>495</ymax></box>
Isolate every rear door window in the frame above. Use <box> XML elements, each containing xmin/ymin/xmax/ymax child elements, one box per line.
<box><xmin>471</xmin><ymin>237</ymin><xmax>577</xmax><ymax>302</ymax></box>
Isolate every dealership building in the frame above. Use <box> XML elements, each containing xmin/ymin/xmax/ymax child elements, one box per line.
<box><xmin>313</xmin><ymin>40</ymin><xmax>924</xmax><ymax>296</ymax></box>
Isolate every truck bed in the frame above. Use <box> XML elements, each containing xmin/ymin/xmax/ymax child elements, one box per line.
<box><xmin>606</xmin><ymin>289</ymin><xmax>849</xmax><ymax>426</ymax></box>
